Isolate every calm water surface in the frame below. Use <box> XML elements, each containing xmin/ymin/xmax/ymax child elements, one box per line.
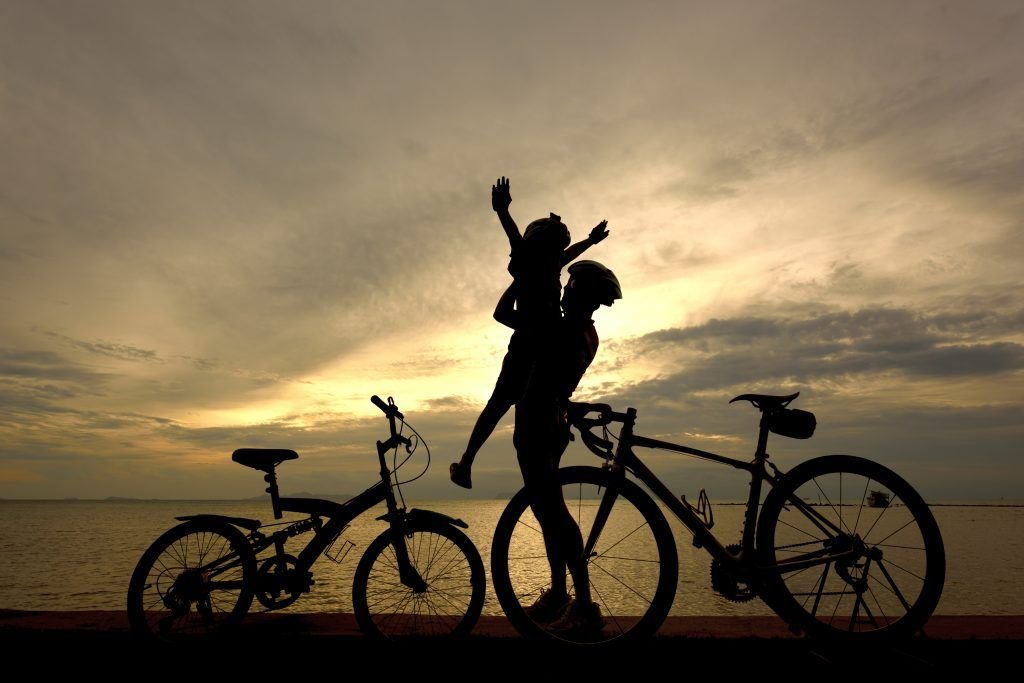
<box><xmin>0</xmin><ymin>500</ymin><xmax>1021</xmax><ymax>615</ymax></box>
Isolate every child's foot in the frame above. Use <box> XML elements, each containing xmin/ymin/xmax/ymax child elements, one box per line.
<box><xmin>449</xmin><ymin>462</ymin><xmax>472</xmax><ymax>489</ymax></box>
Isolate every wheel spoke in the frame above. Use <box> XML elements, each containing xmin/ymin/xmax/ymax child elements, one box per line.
<box><xmin>589</xmin><ymin>560</ymin><xmax>653</xmax><ymax>605</ymax></box>
<box><xmin>592</xmin><ymin>520</ymin><xmax>652</xmax><ymax>561</ymax></box>
<box><xmin>761</xmin><ymin>457</ymin><xmax>942</xmax><ymax>638</ymax></box>
<box><xmin>355</xmin><ymin>528</ymin><xmax>481</xmax><ymax>638</ymax></box>
<box><xmin>811</xmin><ymin>476</ymin><xmax>852</xmax><ymax>535</ymax></box>
<box><xmin>588</xmin><ymin>576</ymin><xmax>624</xmax><ymax>636</ymax></box>
<box><xmin>596</xmin><ymin>554</ymin><xmax>662</xmax><ymax>564</ymax></box>
<box><xmin>853</xmin><ymin>477</ymin><xmax>871</xmax><ymax>536</ymax></box>
<box><xmin>775</xmin><ymin>515</ymin><xmax>826</xmax><ymax>542</ymax></box>
<box><xmin>495</xmin><ymin>468</ymin><xmax>677</xmax><ymax>643</ymax></box>
<box><xmin>515</xmin><ymin>518</ymin><xmax>543</xmax><ymax>536</ymax></box>
<box><xmin>871</xmin><ymin>516</ymin><xmax>919</xmax><ymax>548</ymax></box>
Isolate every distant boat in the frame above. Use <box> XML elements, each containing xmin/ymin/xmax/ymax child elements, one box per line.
<box><xmin>868</xmin><ymin>490</ymin><xmax>890</xmax><ymax>508</ymax></box>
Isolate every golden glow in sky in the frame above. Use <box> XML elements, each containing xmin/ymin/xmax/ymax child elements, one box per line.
<box><xmin>1</xmin><ymin>1</ymin><xmax>1021</xmax><ymax>499</ymax></box>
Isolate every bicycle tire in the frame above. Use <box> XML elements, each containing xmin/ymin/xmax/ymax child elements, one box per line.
<box><xmin>491</xmin><ymin>465</ymin><xmax>678</xmax><ymax>644</ymax></box>
<box><xmin>352</xmin><ymin>520</ymin><xmax>486</xmax><ymax>639</ymax></box>
<box><xmin>756</xmin><ymin>455</ymin><xmax>945</xmax><ymax>638</ymax></box>
<box><xmin>127</xmin><ymin>519</ymin><xmax>256</xmax><ymax>640</ymax></box>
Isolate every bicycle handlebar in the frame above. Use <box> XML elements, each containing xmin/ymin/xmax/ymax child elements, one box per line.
<box><xmin>567</xmin><ymin>401</ymin><xmax>631</xmax><ymax>457</ymax></box>
<box><xmin>568</xmin><ymin>401</ymin><xmax>631</xmax><ymax>428</ymax></box>
<box><xmin>370</xmin><ymin>395</ymin><xmax>411</xmax><ymax>450</ymax></box>
<box><xmin>371</xmin><ymin>394</ymin><xmax>404</xmax><ymax>420</ymax></box>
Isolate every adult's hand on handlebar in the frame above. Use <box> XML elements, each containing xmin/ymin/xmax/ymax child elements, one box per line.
<box><xmin>568</xmin><ymin>401</ymin><xmax>612</xmax><ymax>425</ymax></box>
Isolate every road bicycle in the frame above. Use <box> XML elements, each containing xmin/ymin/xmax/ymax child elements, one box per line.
<box><xmin>491</xmin><ymin>392</ymin><xmax>945</xmax><ymax>644</ymax></box>
<box><xmin>127</xmin><ymin>395</ymin><xmax>485</xmax><ymax>640</ymax></box>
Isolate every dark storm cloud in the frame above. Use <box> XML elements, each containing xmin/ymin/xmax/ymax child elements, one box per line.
<box><xmin>623</xmin><ymin>306</ymin><xmax>1024</xmax><ymax>392</ymax></box>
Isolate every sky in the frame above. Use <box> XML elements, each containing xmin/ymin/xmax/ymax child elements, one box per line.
<box><xmin>1</xmin><ymin>0</ymin><xmax>1021</xmax><ymax>501</ymax></box>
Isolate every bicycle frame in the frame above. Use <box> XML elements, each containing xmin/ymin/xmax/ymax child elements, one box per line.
<box><xmin>185</xmin><ymin>407</ymin><xmax>428</xmax><ymax>592</ymax></box>
<box><xmin>583</xmin><ymin>406</ymin><xmax>855</xmax><ymax>574</ymax></box>
<box><xmin>250</xmin><ymin>425</ymin><xmax>424</xmax><ymax>587</ymax></box>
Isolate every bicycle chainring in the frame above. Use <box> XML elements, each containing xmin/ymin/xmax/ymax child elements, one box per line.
<box><xmin>710</xmin><ymin>544</ymin><xmax>757</xmax><ymax>603</ymax></box>
<box><xmin>255</xmin><ymin>554</ymin><xmax>310</xmax><ymax>610</ymax></box>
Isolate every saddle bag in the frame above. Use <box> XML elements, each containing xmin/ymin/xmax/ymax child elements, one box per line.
<box><xmin>769</xmin><ymin>408</ymin><xmax>816</xmax><ymax>439</ymax></box>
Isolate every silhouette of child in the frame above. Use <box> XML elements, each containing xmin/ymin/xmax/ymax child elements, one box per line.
<box><xmin>449</xmin><ymin>177</ymin><xmax>608</xmax><ymax>489</ymax></box>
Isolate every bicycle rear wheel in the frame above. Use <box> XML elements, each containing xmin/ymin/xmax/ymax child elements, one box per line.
<box><xmin>352</xmin><ymin>520</ymin><xmax>486</xmax><ymax>639</ymax></box>
<box><xmin>757</xmin><ymin>455</ymin><xmax>945</xmax><ymax>638</ymax></box>
<box><xmin>491</xmin><ymin>466</ymin><xmax>678</xmax><ymax>644</ymax></box>
<box><xmin>127</xmin><ymin>520</ymin><xmax>256</xmax><ymax>640</ymax></box>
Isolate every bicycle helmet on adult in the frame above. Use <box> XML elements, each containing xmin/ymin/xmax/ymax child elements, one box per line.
<box><xmin>566</xmin><ymin>260</ymin><xmax>622</xmax><ymax>307</ymax></box>
<box><xmin>523</xmin><ymin>213</ymin><xmax>570</xmax><ymax>250</ymax></box>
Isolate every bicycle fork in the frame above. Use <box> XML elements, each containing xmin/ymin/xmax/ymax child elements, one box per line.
<box><xmin>375</xmin><ymin>436</ymin><xmax>427</xmax><ymax>594</ymax></box>
<box><xmin>390</xmin><ymin>527</ymin><xmax>428</xmax><ymax>593</ymax></box>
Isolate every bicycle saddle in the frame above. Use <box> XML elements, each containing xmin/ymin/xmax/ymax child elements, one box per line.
<box><xmin>232</xmin><ymin>448</ymin><xmax>299</xmax><ymax>472</ymax></box>
<box><xmin>729</xmin><ymin>392</ymin><xmax>799</xmax><ymax>410</ymax></box>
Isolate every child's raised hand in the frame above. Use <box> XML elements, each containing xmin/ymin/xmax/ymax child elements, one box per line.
<box><xmin>492</xmin><ymin>176</ymin><xmax>512</xmax><ymax>212</ymax></box>
<box><xmin>589</xmin><ymin>220</ymin><xmax>610</xmax><ymax>244</ymax></box>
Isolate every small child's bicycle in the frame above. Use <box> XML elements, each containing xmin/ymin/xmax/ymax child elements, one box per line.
<box><xmin>127</xmin><ymin>395</ymin><xmax>485</xmax><ymax>640</ymax></box>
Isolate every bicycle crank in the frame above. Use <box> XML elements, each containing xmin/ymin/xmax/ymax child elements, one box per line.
<box><xmin>255</xmin><ymin>554</ymin><xmax>311</xmax><ymax>609</ymax></box>
<box><xmin>710</xmin><ymin>544</ymin><xmax>757</xmax><ymax>602</ymax></box>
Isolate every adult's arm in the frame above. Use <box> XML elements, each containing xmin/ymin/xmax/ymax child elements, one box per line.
<box><xmin>493</xmin><ymin>282</ymin><xmax>520</xmax><ymax>329</ymax></box>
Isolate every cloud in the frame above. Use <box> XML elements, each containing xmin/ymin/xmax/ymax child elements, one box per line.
<box><xmin>619</xmin><ymin>305</ymin><xmax>1024</xmax><ymax>392</ymax></box>
<box><xmin>424</xmin><ymin>395</ymin><xmax>477</xmax><ymax>412</ymax></box>
<box><xmin>0</xmin><ymin>349</ymin><xmax>109</xmax><ymax>385</ymax></box>
<box><xmin>43</xmin><ymin>332</ymin><xmax>160</xmax><ymax>363</ymax></box>
<box><xmin>0</xmin><ymin>2</ymin><xmax>1021</xmax><ymax>499</ymax></box>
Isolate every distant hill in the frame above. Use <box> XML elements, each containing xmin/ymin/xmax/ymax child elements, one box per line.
<box><xmin>242</xmin><ymin>492</ymin><xmax>353</xmax><ymax>502</ymax></box>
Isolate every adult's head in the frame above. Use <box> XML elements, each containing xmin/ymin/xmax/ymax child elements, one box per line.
<box><xmin>524</xmin><ymin>213</ymin><xmax>571</xmax><ymax>252</ymax></box>
<box><xmin>563</xmin><ymin>260</ymin><xmax>621</xmax><ymax>317</ymax></box>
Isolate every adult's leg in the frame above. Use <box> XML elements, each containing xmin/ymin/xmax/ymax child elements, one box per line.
<box><xmin>517</xmin><ymin>429</ymin><xmax>590</xmax><ymax>603</ymax></box>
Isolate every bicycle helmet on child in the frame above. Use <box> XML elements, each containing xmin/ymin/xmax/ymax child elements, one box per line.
<box><xmin>524</xmin><ymin>213</ymin><xmax>571</xmax><ymax>250</ymax></box>
<box><xmin>566</xmin><ymin>260</ymin><xmax>622</xmax><ymax>307</ymax></box>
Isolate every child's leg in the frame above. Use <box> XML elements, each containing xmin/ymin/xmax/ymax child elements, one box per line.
<box><xmin>450</xmin><ymin>392</ymin><xmax>514</xmax><ymax>489</ymax></box>
<box><xmin>461</xmin><ymin>393</ymin><xmax>515</xmax><ymax>468</ymax></box>
<box><xmin>451</xmin><ymin>336</ymin><xmax>532</xmax><ymax>489</ymax></box>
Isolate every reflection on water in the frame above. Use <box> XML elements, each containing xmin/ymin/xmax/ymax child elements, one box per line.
<box><xmin>0</xmin><ymin>499</ymin><xmax>1021</xmax><ymax>615</ymax></box>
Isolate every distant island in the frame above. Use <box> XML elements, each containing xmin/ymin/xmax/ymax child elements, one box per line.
<box><xmin>242</xmin><ymin>492</ymin><xmax>353</xmax><ymax>502</ymax></box>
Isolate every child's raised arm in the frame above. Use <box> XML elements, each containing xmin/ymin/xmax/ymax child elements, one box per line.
<box><xmin>561</xmin><ymin>220</ymin><xmax>609</xmax><ymax>266</ymax></box>
<box><xmin>493</xmin><ymin>282</ymin><xmax>520</xmax><ymax>330</ymax></box>
<box><xmin>492</xmin><ymin>176</ymin><xmax>522</xmax><ymax>248</ymax></box>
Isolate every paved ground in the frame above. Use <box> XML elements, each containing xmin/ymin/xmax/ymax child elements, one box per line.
<box><xmin>2</xmin><ymin>610</ymin><xmax>1020</xmax><ymax>675</ymax></box>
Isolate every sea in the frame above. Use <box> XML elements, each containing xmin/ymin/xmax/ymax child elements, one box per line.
<box><xmin>1</xmin><ymin>499</ymin><xmax>1022</xmax><ymax>616</ymax></box>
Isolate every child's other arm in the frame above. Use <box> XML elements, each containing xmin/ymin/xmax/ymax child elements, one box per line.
<box><xmin>492</xmin><ymin>176</ymin><xmax>522</xmax><ymax>247</ymax></box>
<box><xmin>493</xmin><ymin>283</ymin><xmax>520</xmax><ymax>330</ymax></box>
<box><xmin>561</xmin><ymin>220</ymin><xmax>609</xmax><ymax>265</ymax></box>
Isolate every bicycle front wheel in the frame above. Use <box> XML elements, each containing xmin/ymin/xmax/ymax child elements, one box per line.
<box><xmin>127</xmin><ymin>520</ymin><xmax>256</xmax><ymax>640</ymax></box>
<box><xmin>757</xmin><ymin>455</ymin><xmax>945</xmax><ymax>638</ymax></box>
<box><xmin>352</xmin><ymin>520</ymin><xmax>486</xmax><ymax>639</ymax></box>
<box><xmin>491</xmin><ymin>466</ymin><xmax>678</xmax><ymax>644</ymax></box>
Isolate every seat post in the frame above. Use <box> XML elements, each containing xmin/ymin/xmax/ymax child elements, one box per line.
<box><xmin>754</xmin><ymin>410</ymin><xmax>772</xmax><ymax>459</ymax></box>
<box><xmin>264</xmin><ymin>467</ymin><xmax>283</xmax><ymax>520</ymax></box>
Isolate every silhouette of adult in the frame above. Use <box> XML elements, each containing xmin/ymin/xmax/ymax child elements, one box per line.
<box><xmin>512</xmin><ymin>260</ymin><xmax>621</xmax><ymax>633</ymax></box>
<box><xmin>450</xmin><ymin>178</ymin><xmax>608</xmax><ymax>489</ymax></box>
